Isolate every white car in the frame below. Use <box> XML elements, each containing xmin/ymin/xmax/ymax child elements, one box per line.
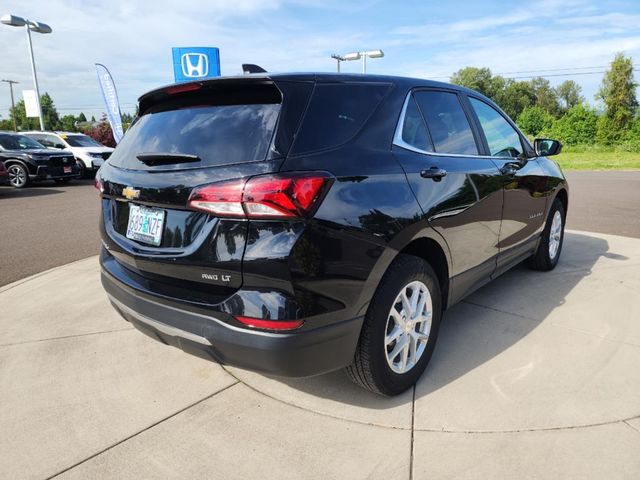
<box><xmin>23</xmin><ymin>131</ymin><xmax>114</xmax><ymax>177</ymax></box>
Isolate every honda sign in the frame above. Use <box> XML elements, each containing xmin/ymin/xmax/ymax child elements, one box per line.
<box><xmin>172</xmin><ymin>47</ymin><xmax>220</xmax><ymax>83</ymax></box>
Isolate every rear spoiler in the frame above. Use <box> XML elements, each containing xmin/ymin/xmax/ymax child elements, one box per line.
<box><xmin>242</xmin><ymin>64</ymin><xmax>267</xmax><ymax>74</ymax></box>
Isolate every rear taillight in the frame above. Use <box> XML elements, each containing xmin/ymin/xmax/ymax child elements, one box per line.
<box><xmin>235</xmin><ymin>316</ymin><xmax>304</xmax><ymax>331</ymax></box>
<box><xmin>94</xmin><ymin>176</ymin><xmax>104</xmax><ymax>193</ymax></box>
<box><xmin>187</xmin><ymin>172</ymin><xmax>333</xmax><ymax>219</ymax></box>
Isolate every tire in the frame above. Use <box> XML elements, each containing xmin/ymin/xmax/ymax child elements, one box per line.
<box><xmin>76</xmin><ymin>160</ymin><xmax>86</xmax><ymax>178</ymax></box>
<box><xmin>7</xmin><ymin>164</ymin><xmax>29</xmax><ymax>189</ymax></box>
<box><xmin>54</xmin><ymin>178</ymin><xmax>71</xmax><ymax>185</ymax></box>
<box><xmin>345</xmin><ymin>254</ymin><xmax>442</xmax><ymax>396</ymax></box>
<box><xmin>527</xmin><ymin>198</ymin><xmax>565</xmax><ymax>271</ymax></box>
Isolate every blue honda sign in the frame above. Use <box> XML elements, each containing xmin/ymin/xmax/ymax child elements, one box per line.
<box><xmin>172</xmin><ymin>47</ymin><xmax>221</xmax><ymax>83</ymax></box>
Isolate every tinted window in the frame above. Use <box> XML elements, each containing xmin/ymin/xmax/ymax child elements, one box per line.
<box><xmin>400</xmin><ymin>95</ymin><xmax>432</xmax><ymax>151</ymax></box>
<box><xmin>414</xmin><ymin>91</ymin><xmax>478</xmax><ymax>155</ymax></box>
<box><xmin>63</xmin><ymin>134</ymin><xmax>103</xmax><ymax>148</ymax></box>
<box><xmin>108</xmin><ymin>103</ymin><xmax>280</xmax><ymax>171</ymax></box>
<box><xmin>292</xmin><ymin>83</ymin><xmax>390</xmax><ymax>154</ymax></box>
<box><xmin>469</xmin><ymin>98</ymin><xmax>523</xmax><ymax>157</ymax></box>
<box><xmin>0</xmin><ymin>134</ymin><xmax>45</xmax><ymax>150</ymax></box>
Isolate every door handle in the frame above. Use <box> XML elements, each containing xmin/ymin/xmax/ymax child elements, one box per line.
<box><xmin>500</xmin><ymin>162</ymin><xmax>520</xmax><ymax>176</ymax></box>
<box><xmin>420</xmin><ymin>166</ymin><xmax>447</xmax><ymax>181</ymax></box>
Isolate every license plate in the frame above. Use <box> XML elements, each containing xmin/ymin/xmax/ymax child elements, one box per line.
<box><xmin>63</xmin><ymin>166</ymin><xmax>72</xmax><ymax>173</ymax></box>
<box><xmin>126</xmin><ymin>204</ymin><xmax>165</xmax><ymax>246</ymax></box>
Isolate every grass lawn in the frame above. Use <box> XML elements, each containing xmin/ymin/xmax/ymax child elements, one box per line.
<box><xmin>555</xmin><ymin>150</ymin><xmax>640</xmax><ymax>170</ymax></box>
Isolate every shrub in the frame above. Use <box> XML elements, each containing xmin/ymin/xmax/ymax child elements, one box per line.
<box><xmin>547</xmin><ymin>104</ymin><xmax>598</xmax><ymax>146</ymax></box>
<box><xmin>517</xmin><ymin>106</ymin><xmax>555</xmax><ymax>136</ymax></box>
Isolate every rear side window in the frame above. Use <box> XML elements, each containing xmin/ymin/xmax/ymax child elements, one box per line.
<box><xmin>469</xmin><ymin>97</ymin><xmax>523</xmax><ymax>158</ymax></box>
<box><xmin>291</xmin><ymin>83</ymin><xmax>390</xmax><ymax>154</ymax></box>
<box><xmin>400</xmin><ymin>95</ymin><xmax>432</xmax><ymax>151</ymax></box>
<box><xmin>414</xmin><ymin>91</ymin><xmax>478</xmax><ymax>155</ymax></box>
<box><xmin>108</xmin><ymin>103</ymin><xmax>280</xmax><ymax>171</ymax></box>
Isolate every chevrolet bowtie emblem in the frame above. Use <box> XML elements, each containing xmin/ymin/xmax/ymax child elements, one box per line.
<box><xmin>122</xmin><ymin>186</ymin><xmax>140</xmax><ymax>200</ymax></box>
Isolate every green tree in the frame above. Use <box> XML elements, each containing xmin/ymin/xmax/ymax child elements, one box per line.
<box><xmin>10</xmin><ymin>92</ymin><xmax>61</xmax><ymax>130</ymax></box>
<box><xmin>77</xmin><ymin>112</ymin><xmax>87</xmax><ymax>122</ymax></box>
<box><xmin>555</xmin><ymin>80</ymin><xmax>583</xmax><ymax>112</ymax></box>
<box><xmin>528</xmin><ymin>77</ymin><xmax>561</xmax><ymax>117</ymax></box>
<box><xmin>517</xmin><ymin>106</ymin><xmax>555</xmax><ymax>136</ymax></box>
<box><xmin>60</xmin><ymin>114</ymin><xmax>78</xmax><ymax>132</ymax></box>
<box><xmin>450</xmin><ymin>67</ymin><xmax>504</xmax><ymax>98</ymax></box>
<box><xmin>596</xmin><ymin>53</ymin><xmax>638</xmax><ymax>137</ymax></box>
<box><xmin>496</xmin><ymin>80</ymin><xmax>536</xmax><ymax>119</ymax></box>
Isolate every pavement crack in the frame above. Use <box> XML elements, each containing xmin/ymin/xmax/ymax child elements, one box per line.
<box><xmin>409</xmin><ymin>385</ymin><xmax>416</xmax><ymax>480</ymax></box>
<box><xmin>45</xmin><ymin>381</ymin><xmax>240</xmax><ymax>480</ymax></box>
<box><xmin>623</xmin><ymin>419</ymin><xmax>640</xmax><ymax>435</ymax></box>
<box><xmin>0</xmin><ymin>327</ymin><xmax>134</xmax><ymax>348</ymax></box>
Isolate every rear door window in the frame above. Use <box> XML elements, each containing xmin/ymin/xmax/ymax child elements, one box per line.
<box><xmin>291</xmin><ymin>83</ymin><xmax>390</xmax><ymax>154</ymax></box>
<box><xmin>414</xmin><ymin>91</ymin><xmax>478</xmax><ymax>155</ymax></box>
<box><xmin>108</xmin><ymin>103</ymin><xmax>281</xmax><ymax>171</ymax></box>
<box><xmin>469</xmin><ymin>97</ymin><xmax>523</xmax><ymax>158</ymax></box>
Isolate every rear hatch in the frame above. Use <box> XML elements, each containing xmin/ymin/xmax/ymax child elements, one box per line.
<box><xmin>100</xmin><ymin>76</ymin><xmax>313</xmax><ymax>300</ymax></box>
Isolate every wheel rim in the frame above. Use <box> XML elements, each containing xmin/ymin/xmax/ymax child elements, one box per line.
<box><xmin>548</xmin><ymin>210</ymin><xmax>563</xmax><ymax>260</ymax></box>
<box><xmin>384</xmin><ymin>280</ymin><xmax>433</xmax><ymax>374</ymax></box>
<box><xmin>8</xmin><ymin>165</ymin><xmax>26</xmax><ymax>187</ymax></box>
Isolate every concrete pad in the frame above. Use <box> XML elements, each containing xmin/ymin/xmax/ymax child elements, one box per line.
<box><xmin>413</xmin><ymin>301</ymin><xmax>640</xmax><ymax>432</ymax></box>
<box><xmin>0</xmin><ymin>257</ymin><xmax>126</xmax><ymax>345</ymax></box>
<box><xmin>465</xmin><ymin>231</ymin><xmax>640</xmax><ymax>347</ymax></box>
<box><xmin>226</xmin><ymin>366</ymin><xmax>413</xmax><ymax>429</ymax></box>
<box><xmin>412</xmin><ymin>422</ymin><xmax>640</xmax><ymax>479</ymax></box>
<box><xmin>0</xmin><ymin>329</ymin><xmax>236</xmax><ymax>479</ymax></box>
<box><xmin>58</xmin><ymin>383</ymin><xmax>411</xmax><ymax>480</ymax></box>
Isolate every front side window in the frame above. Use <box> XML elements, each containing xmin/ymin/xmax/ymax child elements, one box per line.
<box><xmin>413</xmin><ymin>91</ymin><xmax>478</xmax><ymax>155</ymax></box>
<box><xmin>0</xmin><ymin>134</ymin><xmax>45</xmax><ymax>150</ymax></box>
<box><xmin>469</xmin><ymin>97</ymin><xmax>523</xmax><ymax>158</ymax></box>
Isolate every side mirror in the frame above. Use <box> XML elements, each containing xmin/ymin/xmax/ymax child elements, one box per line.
<box><xmin>534</xmin><ymin>138</ymin><xmax>562</xmax><ymax>157</ymax></box>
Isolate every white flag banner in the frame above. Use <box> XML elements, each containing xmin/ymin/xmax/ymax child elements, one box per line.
<box><xmin>23</xmin><ymin>90</ymin><xmax>39</xmax><ymax>118</ymax></box>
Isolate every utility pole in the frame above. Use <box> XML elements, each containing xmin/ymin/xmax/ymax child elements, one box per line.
<box><xmin>1</xmin><ymin>79</ymin><xmax>19</xmax><ymax>131</ymax></box>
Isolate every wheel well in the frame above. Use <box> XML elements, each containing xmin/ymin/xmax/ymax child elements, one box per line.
<box><xmin>3</xmin><ymin>159</ymin><xmax>27</xmax><ymax>169</ymax></box>
<box><xmin>556</xmin><ymin>188</ymin><xmax>568</xmax><ymax>215</ymax></box>
<box><xmin>399</xmin><ymin>238</ymin><xmax>450</xmax><ymax>309</ymax></box>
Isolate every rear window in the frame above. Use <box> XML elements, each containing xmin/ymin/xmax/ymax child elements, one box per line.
<box><xmin>108</xmin><ymin>103</ymin><xmax>280</xmax><ymax>170</ymax></box>
<box><xmin>291</xmin><ymin>83</ymin><xmax>390</xmax><ymax>154</ymax></box>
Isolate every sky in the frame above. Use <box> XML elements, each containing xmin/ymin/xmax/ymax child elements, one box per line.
<box><xmin>0</xmin><ymin>0</ymin><xmax>639</xmax><ymax>120</ymax></box>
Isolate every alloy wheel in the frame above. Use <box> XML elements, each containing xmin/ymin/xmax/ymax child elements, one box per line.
<box><xmin>8</xmin><ymin>165</ymin><xmax>26</xmax><ymax>188</ymax></box>
<box><xmin>384</xmin><ymin>280</ymin><xmax>433</xmax><ymax>374</ymax></box>
<box><xmin>548</xmin><ymin>210</ymin><xmax>563</xmax><ymax>260</ymax></box>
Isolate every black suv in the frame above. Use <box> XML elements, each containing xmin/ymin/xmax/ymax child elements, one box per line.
<box><xmin>0</xmin><ymin>133</ymin><xmax>79</xmax><ymax>188</ymax></box>
<box><xmin>98</xmin><ymin>74</ymin><xmax>568</xmax><ymax>395</ymax></box>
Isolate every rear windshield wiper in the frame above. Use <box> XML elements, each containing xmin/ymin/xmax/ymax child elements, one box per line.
<box><xmin>136</xmin><ymin>152</ymin><xmax>201</xmax><ymax>166</ymax></box>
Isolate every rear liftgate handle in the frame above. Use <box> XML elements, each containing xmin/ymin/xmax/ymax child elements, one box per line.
<box><xmin>420</xmin><ymin>166</ymin><xmax>447</xmax><ymax>182</ymax></box>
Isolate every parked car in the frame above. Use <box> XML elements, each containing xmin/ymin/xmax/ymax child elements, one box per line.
<box><xmin>0</xmin><ymin>132</ymin><xmax>79</xmax><ymax>188</ymax></box>
<box><xmin>23</xmin><ymin>131</ymin><xmax>114</xmax><ymax>178</ymax></box>
<box><xmin>0</xmin><ymin>160</ymin><xmax>8</xmax><ymax>185</ymax></box>
<box><xmin>97</xmin><ymin>74</ymin><xmax>568</xmax><ymax>395</ymax></box>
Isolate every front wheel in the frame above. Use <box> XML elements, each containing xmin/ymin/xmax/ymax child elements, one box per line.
<box><xmin>7</xmin><ymin>164</ymin><xmax>29</xmax><ymax>188</ymax></box>
<box><xmin>345</xmin><ymin>254</ymin><xmax>442</xmax><ymax>396</ymax></box>
<box><xmin>527</xmin><ymin>198</ymin><xmax>565</xmax><ymax>271</ymax></box>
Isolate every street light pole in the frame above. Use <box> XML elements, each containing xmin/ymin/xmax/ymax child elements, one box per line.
<box><xmin>25</xmin><ymin>23</ymin><xmax>44</xmax><ymax>130</ymax></box>
<box><xmin>1</xmin><ymin>14</ymin><xmax>52</xmax><ymax>131</ymax></box>
<box><xmin>331</xmin><ymin>50</ymin><xmax>384</xmax><ymax>74</ymax></box>
<box><xmin>1</xmin><ymin>79</ymin><xmax>19</xmax><ymax>131</ymax></box>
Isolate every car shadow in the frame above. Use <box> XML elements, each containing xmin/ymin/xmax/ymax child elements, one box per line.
<box><xmin>0</xmin><ymin>186</ymin><xmax>63</xmax><ymax>198</ymax></box>
<box><xmin>267</xmin><ymin>231</ymin><xmax>627</xmax><ymax>407</ymax></box>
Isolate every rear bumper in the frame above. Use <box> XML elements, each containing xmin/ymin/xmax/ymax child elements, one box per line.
<box><xmin>101</xmin><ymin>266</ymin><xmax>363</xmax><ymax>377</ymax></box>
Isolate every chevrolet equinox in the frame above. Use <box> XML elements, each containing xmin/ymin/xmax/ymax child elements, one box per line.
<box><xmin>97</xmin><ymin>74</ymin><xmax>568</xmax><ymax>395</ymax></box>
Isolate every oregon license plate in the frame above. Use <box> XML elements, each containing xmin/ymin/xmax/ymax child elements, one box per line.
<box><xmin>63</xmin><ymin>166</ymin><xmax>72</xmax><ymax>173</ymax></box>
<box><xmin>126</xmin><ymin>204</ymin><xmax>165</xmax><ymax>246</ymax></box>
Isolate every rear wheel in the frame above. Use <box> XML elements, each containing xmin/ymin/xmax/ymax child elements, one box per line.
<box><xmin>7</xmin><ymin>164</ymin><xmax>29</xmax><ymax>188</ymax></box>
<box><xmin>345</xmin><ymin>254</ymin><xmax>442</xmax><ymax>396</ymax></box>
<box><xmin>527</xmin><ymin>198</ymin><xmax>565</xmax><ymax>271</ymax></box>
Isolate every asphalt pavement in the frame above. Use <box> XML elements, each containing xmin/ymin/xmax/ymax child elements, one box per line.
<box><xmin>0</xmin><ymin>171</ymin><xmax>638</xmax><ymax>286</ymax></box>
